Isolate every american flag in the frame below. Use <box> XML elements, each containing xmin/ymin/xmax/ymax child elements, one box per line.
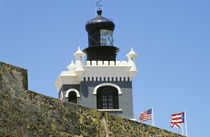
<box><xmin>170</xmin><ymin>112</ymin><xmax>184</xmax><ymax>128</ymax></box>
<box><xmin>139</xmin><ymin>108</ymin><xmax>152</xmax><ymax>122</ymax></box>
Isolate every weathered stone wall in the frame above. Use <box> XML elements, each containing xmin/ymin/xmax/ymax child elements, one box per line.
<box><xmin>0</xmin><ymin>62</ymin><xmax>184</xmax><ymax>137</ymax></box>
<box><xmin>0</xmin><ymin>61</ymin><xmax>28</xmax><ymax>98</ymax></box>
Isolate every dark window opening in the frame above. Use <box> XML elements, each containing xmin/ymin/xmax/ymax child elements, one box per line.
<box><xmin>97</xmin><ymin>86</ymin><xmax>119</xmax><ymax>109</ymax></box>
<box><xmin>68</xmin><ymin>91</ymin><xmax>77</xmax><ymax>103</ymax></box>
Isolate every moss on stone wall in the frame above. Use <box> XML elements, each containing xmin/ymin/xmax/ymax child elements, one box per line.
<box><xmin>0</xmin><ymin>62</ymin><xmax>184</xmax><ymax>137</ymax></box>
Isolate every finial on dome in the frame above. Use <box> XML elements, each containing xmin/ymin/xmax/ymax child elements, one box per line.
<box><xmin>70</xmin><ymin>60</ymin><xmax>75</xmax><ymax>66</ymax></box>
<box><xmin>127</xmin><ymin>48</ymin><xmax>138</xmax><ymax>59</ymax></box>
<box><xmin>67</xmin><ymin>60</ymin><xmax>76</xmax><ymax>71</ymax></box>
<box><xmin>97</xmin><ymin>9</ymin><xmax>102</xmax><ymax>16</ymax></box>
<box><xmin>131</xmin><ymin>48</ymin><xmax>134</xmax><ymax>52</ymax></box>
<box><xmin>96</xmin><ymin>0</ymin><xmax>102</xmax><ymax>16</ymax></box>
<box><xmin>74</xmin><ymin>46</ymin><xmax>85</xmax><ymax>56</ymax></box>
<box><xmin>77</xmin><ymin>46</ymin><xmax>82</xmax><ymax>53</ymax></box>
<box><xmin>127</xmin><ymin>48</ymin><xmax>137</xmax><ymax>55</ymax></box>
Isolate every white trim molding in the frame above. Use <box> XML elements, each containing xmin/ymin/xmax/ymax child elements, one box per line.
<box><xmin>130</xmin><ymin>119</ymin><xmax>137</xmax><ymax>121</ymax></box>
<box><xmin>60</xmin><ymin>91</ymin><xmax>63</xmax><ymax>100</ymax></box>
<box><xmin>97</xmin><ymin>109</ymin><xmax>123</xmax><ymax>112</ymax></box>
<box><xmin>65</xmin><ymin>88</ymin><xmax>80</xmax><ymax>98</ymax></box>
<box><xmin>93</xmin><ymin>83</ymin><xmax>122</xmax><ymax>95</ymax></box>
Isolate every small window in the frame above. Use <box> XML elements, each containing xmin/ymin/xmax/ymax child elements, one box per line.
<box><xmin>97</xmin><ymin>86</ymin><xmax>119</xmax><ymax>109</ymax></box>
<box><xmin>68</xmin><ymin>91</ymin><xmax>77</xmax><ymax>103</ymax></box>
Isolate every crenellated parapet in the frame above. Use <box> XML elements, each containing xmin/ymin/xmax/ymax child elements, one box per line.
<box><xmin>55</xmin><ymin>47</ymin><xmax>138</xmax><ymax>92</ymax></box>
<box><xmin>86</xmin><ymin>60</ymin><xmax>129</xmax><ymax>66</ymax></box>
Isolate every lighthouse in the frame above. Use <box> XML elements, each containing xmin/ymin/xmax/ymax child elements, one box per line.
<box><xmin>55</xmin><ymin>9</ymin><xmax>138</xmax><ymax>119</ymax></box>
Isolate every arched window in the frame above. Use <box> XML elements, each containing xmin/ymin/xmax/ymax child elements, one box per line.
<box><xmin>97</xmin><ymin>86</ymin><xmax>119</xmax><ymax>109</ymax></box>
<box><xmin>68</xmin><ymin>91</ymin><xmax>77</xmax><ymax>103</ymax></box>
<box><xmin>65</xmin><ymin>88</ymin><xmax>80</xmax><ymax>104</ymax></box>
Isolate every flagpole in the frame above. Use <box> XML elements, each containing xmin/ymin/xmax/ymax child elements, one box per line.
<box><xmin>152</xmin><ymin>107</ymin><xmax>155</xmax><ymax>126</ymax></box>
<box><xmin>184</xmin><ymin>111</ymin><xmax>188</xmax><ymax>137</ymax></box>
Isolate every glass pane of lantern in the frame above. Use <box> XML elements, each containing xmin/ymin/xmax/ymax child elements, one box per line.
<box><xmin>100</xmin><ymin>29</ymin><xmax>113</xmax><ymax>46</ymax></box>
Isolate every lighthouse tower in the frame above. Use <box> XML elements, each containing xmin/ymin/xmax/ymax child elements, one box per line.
<box><xmin>55</xmin><ymin>9</ymin><xmax>138</xmax><ymax>119</ymax></box>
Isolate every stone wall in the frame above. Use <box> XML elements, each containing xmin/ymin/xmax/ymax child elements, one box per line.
<box><xmin>0</xmin><ymin>61</ymin><xmax>184</xmax><ymax>137</ymax></box>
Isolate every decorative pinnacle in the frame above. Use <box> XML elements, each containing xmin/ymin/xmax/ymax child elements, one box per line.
<box><xmin>127</xmin><ymin>48</ymin><xmax>138</xmax><ymax>57</ymax></box>
<box><xmin>70</xmin><ymin>60</ymin><xmax>75</xmax><ymax>66</ymax></box>
<box><xmin>74</xmin><ymin>46</ymin><xmax>85</xmax><ymax>56</ymax></box>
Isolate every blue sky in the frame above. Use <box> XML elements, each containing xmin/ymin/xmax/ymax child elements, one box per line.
<box><xmin>0</xmin><ymin>0</ymin><xmax>210</xmax><ymax>136</ymax></box>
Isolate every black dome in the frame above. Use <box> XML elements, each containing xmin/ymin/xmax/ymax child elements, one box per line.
<box><xmin>85</xmin><ymin>10</ymin><xmax>115</xmax><ymax>32</ymax></box>
<box><xmin>84</xmin><ymin>9</ymin><xmax>118</xmax><ymax>61</ymax></box>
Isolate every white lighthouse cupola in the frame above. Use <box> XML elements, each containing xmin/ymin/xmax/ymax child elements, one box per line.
<box><xmin>74</xmin><ymin>47</ymin><xmax>85</xmax><ymax>65</ymax></box>
<box><xmin>74</xmin><ymin>47</ymin><xmax>85</xmax><ymax>76</ymax></box>
<box><xmin>127</xmin><ymin>48</ymin><xmax>138</xmax><ymax>74</ymax></box>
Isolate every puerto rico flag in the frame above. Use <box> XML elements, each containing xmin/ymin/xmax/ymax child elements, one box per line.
<box><xmin>170</xmin><ymin>112</ymin><xmax>184</xmax><ymax>128</ymax></box>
